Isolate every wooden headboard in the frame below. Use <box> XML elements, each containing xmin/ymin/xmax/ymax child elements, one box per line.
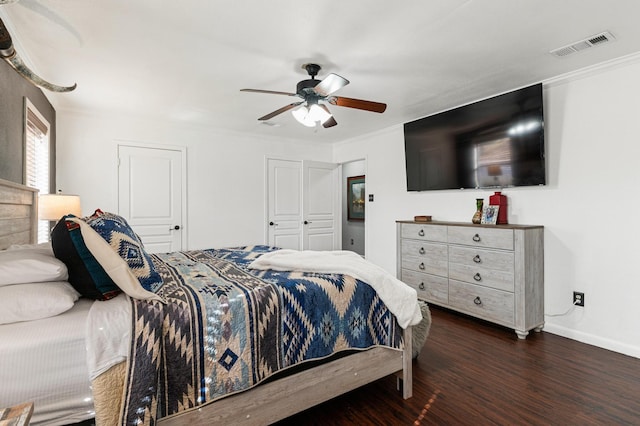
<box><xmin>0</xmin><ymin>178</ymin><xmax>38</xmax><ymax>249</ymax></box>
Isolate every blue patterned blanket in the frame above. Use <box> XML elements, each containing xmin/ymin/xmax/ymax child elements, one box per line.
<box><xmin>121</xmin><ymin>245</ymin><xmax>403</xmax><ymax>425</ymax></box>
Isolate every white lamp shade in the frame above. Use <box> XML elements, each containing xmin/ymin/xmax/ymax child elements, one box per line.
<box><xmin>292</xmin><ymin>104</ymin><xmax>332</xmax><ymax>127</ymax></box>
<box><xmin>291</xmin><ymin>106</ymin><xmax>315</xmax><ymax>127</ymax></box>
<box><xmin>308</xmin><ymin>104</ymin><xmax>331</xmax><ymax>123</ymax></box>
<box><xmin>38</xmin><ymin>194</ymin><xmax>82</xmax><ymax>221</ymax></box>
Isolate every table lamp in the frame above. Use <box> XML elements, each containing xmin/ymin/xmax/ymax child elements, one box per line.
<box><xmin>38</xmin><ymin>191</ymin><xmax>82</xmax><ymax>221</ymax></box>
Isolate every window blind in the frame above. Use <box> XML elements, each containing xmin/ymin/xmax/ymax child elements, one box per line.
<box><xmin>24</xmin><ymin>99</ymin><xmax>51</xmax><ymax>243</ymax></box>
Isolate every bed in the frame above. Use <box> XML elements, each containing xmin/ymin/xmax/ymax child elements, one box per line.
<box><xmin>0</xmin><ymin>178</ymin><xmax>421</xmax><ymax>425</ymax></box>
<box><xmin>0</xmin><ymin>179</ymin><xmax>95</xmax><ymax>425</ymax></box>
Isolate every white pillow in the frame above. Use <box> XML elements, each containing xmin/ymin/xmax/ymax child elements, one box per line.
<box><xmin>0</xmin><ymin>281</ymin><xmax>80</xmax><ymax>324</ymax></box>
<box><xmin>0</xmin><ymin>248</ymin><xmax>68</xmax><ymax>286</ymax></box>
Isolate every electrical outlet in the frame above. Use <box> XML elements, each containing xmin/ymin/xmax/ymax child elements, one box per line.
<box><xmin>573</xmin><ymin>291</ymin><xmax>585</xmax><ymax>307</ymax></box>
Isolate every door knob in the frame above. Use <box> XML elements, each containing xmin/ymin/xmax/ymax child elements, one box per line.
<box><xmin>170</xmin><ymin>225</ymin><xmax>180</xmax><ymax>231</ymax></box>
<box><xmin>304</xmin><ymin>220</ymin><xmax>312</xmax><ymax>225</ymax></box>
<box><xmin>269</xmin><ymin>221</ymin><xmax>275</xmax><ymax>226</ymax></box>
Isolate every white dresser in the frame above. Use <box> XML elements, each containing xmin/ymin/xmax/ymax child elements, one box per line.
<box><xmin>397</xmin><ymin>220</ymin><xmax>544</xmax><ymax>339</ymax></box>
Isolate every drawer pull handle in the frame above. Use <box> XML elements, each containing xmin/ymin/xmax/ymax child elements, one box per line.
<box><xmin>472</xmin><ymin>233</ymin><xmax>481</xmax><ymax>242</ymax></box>
<box><xmin>474</xmin><ymin>296</ymin><xmax>482</xmax><ymax>305</ymax></box>
<box><xmin>419</xmin><ymin>262</ymin><xmax>425</xmax><ymax>270</ymax></box>
<box><xmin>419</xmin><ymin>247</ymin><xmax>426</xmax><ymax>255</ymax></box>
<box><xmin>473</xmin><ymin>255</ymin><xmax>481</xmax><ymax>263</ymax></box>
<box><xmin>474</xmin><ymin>273</ymin><xmax>482</xmax><ymax>282</ymax></box>
<box><xmin>418</xmin><ymin>229</ymin><xmax>425</xmax><ymax>237</ymax></box>
<box><xmin>419</xmin><ymin>282</ymin><xmax>425</xmax><ymax>290</ymax></box>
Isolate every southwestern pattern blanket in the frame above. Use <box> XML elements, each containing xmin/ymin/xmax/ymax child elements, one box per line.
<box><xmin>121</xmin><ymin>246</ymin><xmax>404</xmax><ymax>425</ymax></box>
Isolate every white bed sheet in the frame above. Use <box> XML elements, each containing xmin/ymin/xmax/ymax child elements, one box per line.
<box><xmin>0</xmin><ymin>292</ymin><xmax>132</xmax><ymax>426</ymax></box>
<box><xmin>0</xmin><ymin>299</ymin><xmax>95</xmax><ymax>426</ymax></box>
<box><xmin>85</xmin><ymin>293</ymin><xmax>131</xmax><ymax>380</ymax></box>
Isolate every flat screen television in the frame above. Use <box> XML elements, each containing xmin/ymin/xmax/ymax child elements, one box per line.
<box><xmin>404</xmin><ymin>83</ymin><xmax>545</xmax><ymax>191</ymax></box>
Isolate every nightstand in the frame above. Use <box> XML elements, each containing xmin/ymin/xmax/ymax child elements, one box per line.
<box><xmin>0</xmin><ymin>402</ymin><xmax>34</xmax><ymax>426</ymax></box>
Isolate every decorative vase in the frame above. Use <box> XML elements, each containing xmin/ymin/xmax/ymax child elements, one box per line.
<box><xmin>489</xmin><ymin>191</ymin><xmax>508</xmax><ymax>224</ymax></box>
<box><xmin>472</xmin><ymin>198</ymin><xmax>483</xmax><ymax>224</ymax></box>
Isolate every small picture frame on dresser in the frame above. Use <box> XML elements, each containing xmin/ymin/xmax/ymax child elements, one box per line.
<box><xmin>481</xmin><ymin>205</ymin><xmax>499</xmax><ymax>225</ymax></box>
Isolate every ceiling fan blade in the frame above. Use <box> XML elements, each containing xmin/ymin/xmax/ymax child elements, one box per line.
<box><xmin>258</xmin><ymin>102</ymin><xmax>303</xmax><ymax>121</ymax></box>
<box><xmin>313</xmin><ymin>73</ymin><xmax>349</xmax><ymax>97</ymax></box>
<box><xmin>329</xmin><ymin>96</ymin><xmax>387</xmax><ymax>113</ymax></box>
<box><xmin>241</xmin><ymin>88</ymin><xmax>297</xmax><ymax>96</ymax></box>
<box><xmin>318</xmin><ymin>104</ymin><xmax>337</xmax><ymax>128</ymax></box>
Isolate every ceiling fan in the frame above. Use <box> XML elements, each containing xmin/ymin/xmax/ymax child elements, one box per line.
<box><xmin>241</xmin><ymin>63</ymin><xmax>386</xmax><ymax>128</ymax></box>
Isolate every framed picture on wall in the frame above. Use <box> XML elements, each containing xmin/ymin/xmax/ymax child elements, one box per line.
<box><xmin>347</xmin><ymin>175</ymin><xmax>365</xmax><ymax>221</ymax></box>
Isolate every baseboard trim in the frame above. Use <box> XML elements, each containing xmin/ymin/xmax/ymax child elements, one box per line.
<box><xmin>543</xmin><ymin>323</ymin><xmax>640</xmax><ymax>359</ymax></box>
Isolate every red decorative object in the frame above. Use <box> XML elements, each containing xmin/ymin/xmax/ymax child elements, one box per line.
<box><xmin>489</xmin><ymin>191</ymin><xmax>508</xmax><ymax>224</ymax></box>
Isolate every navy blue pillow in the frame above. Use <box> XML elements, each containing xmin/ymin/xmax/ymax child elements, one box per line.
<box><xmin>51</xmin><ymin>215</ymin><xmax>122</xmax><ymax>300</ymax></box>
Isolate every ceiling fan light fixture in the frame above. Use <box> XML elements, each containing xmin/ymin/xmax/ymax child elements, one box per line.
<box><xmin>243</xmin><ymin>62</ymin><xmax>385</xmax><ymax>128</ymax></box>
<box><xmin>292</xmin><ymin>104</ymin><xmax>332</xmax><ymax>127</ymax></box>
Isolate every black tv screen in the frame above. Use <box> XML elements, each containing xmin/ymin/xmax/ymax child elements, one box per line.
<box><xmin>404</xmin><ymin>83</ymin><xmax>545</xmax><ymax>191</ymax></box>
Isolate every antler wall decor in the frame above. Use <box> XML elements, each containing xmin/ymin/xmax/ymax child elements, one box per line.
<box><xmin>0</xmin><ymin>17</ymin><xmax>76</xmax><ymax>92</ymax></box>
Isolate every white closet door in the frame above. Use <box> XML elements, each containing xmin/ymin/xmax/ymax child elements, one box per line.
<box><xmin>266</xmin><ymin>158</ymin><xmax>338</xmax><ymax>251</ymax></box>
<box><xmin>267</xmin><ymin>158</ymin><xmax>302</xmax><ymax>250</ymax></box>
<box><xmin>302</xmin><ymin>160</ymin><xmax>338</xmax><ymax>251</ymax></box>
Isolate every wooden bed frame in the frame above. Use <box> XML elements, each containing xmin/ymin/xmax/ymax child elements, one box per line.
<box><xmin>161</xmin><ymin>332</ymin><xmax>412</xmax><ymax>425</ymax></box>
<box><xmin>0</xmin><ymin>178</ymin><xmax>38</xmax><ymax>249</ymax></box>
<box><xmin>0</xmin><ymin>178</ymin><xmax>413</xmax><ymax>425</ymax></box>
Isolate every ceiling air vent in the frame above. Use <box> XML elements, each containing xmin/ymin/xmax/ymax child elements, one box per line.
<box><xmin>550</xmin><ymin>31</ymin><xmax>616</xmax><ymax>58</ymax></box>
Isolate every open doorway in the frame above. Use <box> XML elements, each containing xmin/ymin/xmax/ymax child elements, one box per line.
<box><xmin>341</xmin><ymin>159</ymin><xmax>365</xmax><ymax>256</ymax></box>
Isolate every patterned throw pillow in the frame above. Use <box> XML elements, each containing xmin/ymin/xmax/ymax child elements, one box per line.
<box><xmin>84</xmin><ymin>210</ymin><xmax>163</xmax><ymax>293</ymax></box>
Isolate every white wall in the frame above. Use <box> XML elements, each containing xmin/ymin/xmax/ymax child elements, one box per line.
<box><xmin>334</xmin><ymin>57</ymin><xmax>640</xmax><ymax>358</ymax></box>
<box><xmin>55</xmin><ymin>111</ymin><xmax>333</xmax><ymax>249</ymax></box>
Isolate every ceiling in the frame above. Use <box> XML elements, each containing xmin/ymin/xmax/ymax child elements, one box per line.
<box><xmin>2</xmin><ymin>0</ymin><xmax>640</xmax><ymax>144</ymax></box>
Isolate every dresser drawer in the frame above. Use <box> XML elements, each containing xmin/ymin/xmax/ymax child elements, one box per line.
<box><xmin>401</xmin><ymin>269</ymin><xmax>448</xmax><ymax>304</ymax></box>
<box><xmin>449</xmin><ymin>246</ymin><xmax>514</xmax><ymax>272</ymax></box>
<box><xmin>402</xmin><ymin>251</ymin><xmax>448</xmax><ymax>277</ymax></box>
<box><xmin>448</xmin><ymin>262</ymin><xmax>514</xmax><ymax>292</ymax></box>
<box><xmin>449</xmin><ymin>280</ymin><xmax>514</xmax><ymax>326</ymax></box>
<box><xmin>402</xmin><ymin>239</ymin><xmax>447</xmax><ymax>259</ymax></box>
<box><xmin>401</xmin><ymin>223</ymin><xmax>447</xmax><ymax>242</ymax></box>
<box><xmin>448</xmin><ymin>226</ymin><xmax>514</xmax><ymax>250</ymax></box>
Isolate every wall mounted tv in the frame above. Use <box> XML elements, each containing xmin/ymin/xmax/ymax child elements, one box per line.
<box><xmin>404</xmin><ymin>83</ymin><xmax>545</xmax><ymax>191</ymax></box>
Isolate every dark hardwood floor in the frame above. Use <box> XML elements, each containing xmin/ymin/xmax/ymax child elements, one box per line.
<box><xmin>277</xmin><ymin>306</ymin><xmax>640</xmax><ymax>425</ymax></box>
